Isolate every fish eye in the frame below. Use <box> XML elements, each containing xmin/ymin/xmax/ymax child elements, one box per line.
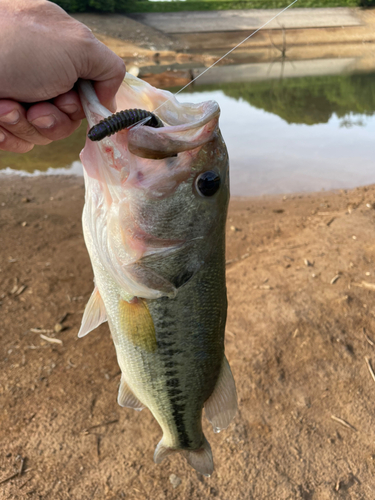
<box><xmin>196</xmin><ymin>171</ymin><xmax>220</xmax><ymax>197</ymax></box>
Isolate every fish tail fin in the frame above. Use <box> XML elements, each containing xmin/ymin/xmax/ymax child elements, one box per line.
<box><xmin>182</xmin><ymin>435</ymin><xmax>214</xmax><ymax>477</ymax></box>
<box><xmin>154</xmin><ymin>435</ymin><xmax>214</xmax><ymax>477</ymax></box>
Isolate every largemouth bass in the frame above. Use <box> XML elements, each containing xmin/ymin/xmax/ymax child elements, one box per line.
<box><xmin>78</xmin><ymin>75</ymin><xmax>237</xmax><ymax>476</ymax></box>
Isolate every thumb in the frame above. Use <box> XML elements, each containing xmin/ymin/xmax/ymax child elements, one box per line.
<box><xmin>80</xmin><ymin>37</ymin><xmax>126</xmax><ymax>112</ymax></box>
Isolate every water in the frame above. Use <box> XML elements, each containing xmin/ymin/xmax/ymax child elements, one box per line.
<box><xmin>1</xmin><ymin>70</ymin><xmax>374</xmax><ymax>197</ymax></box>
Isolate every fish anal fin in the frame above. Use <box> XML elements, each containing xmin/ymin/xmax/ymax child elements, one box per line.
<box><xmin>117</xmin><ymin>375</ymin><xmax>145</xmax><ymax>411</ymax></box>
<box><xmin>154</xmin><ymin>436</ymin><xmax>214</xmax><ymax>477</ymax></box>
<box><xmin>78</xmin><ymin>286</ymin><xmax>107</xmax><ymax>338</ymax></box>
<box><xmin>119</xmin><ymin>297</ymin><xmax>157</xmax><ymax>352</ymax></box>
<box><xmin>204</xmin><ymin>356</ymin><xmax>237</xmax><ymax>433</ymax></box>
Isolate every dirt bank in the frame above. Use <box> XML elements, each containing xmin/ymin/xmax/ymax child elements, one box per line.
<box><xmin>1</xmin><ymin>176</ymin><xmax>375</xmax><ymax>498</ymax></box>
<box><xmin>71</xmin><ymin>10</ymin><xmax>375</xmax><ymax>89</ymax></box>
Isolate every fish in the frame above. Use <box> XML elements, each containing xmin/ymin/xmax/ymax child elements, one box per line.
<box><xmin>77</xmin><ymin>74</ymin><xmax>237</xmax><ymax>476</ymax></box>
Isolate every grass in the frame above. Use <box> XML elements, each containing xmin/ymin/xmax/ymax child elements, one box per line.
<box><xmin>121</xmin><ymin>1</ymin><xmax>360</xmax><ymax>13</ymax></box>
<box><xmin>53</xmin><ymin>0</ymin><xmax>374</xmax><ymax>14</ymax></box>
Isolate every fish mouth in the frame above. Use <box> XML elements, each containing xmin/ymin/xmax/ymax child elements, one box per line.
<box><xmin>79</xmin><ymin>75</ymin><xmax>221</xmax><ymax>160</ymax></box>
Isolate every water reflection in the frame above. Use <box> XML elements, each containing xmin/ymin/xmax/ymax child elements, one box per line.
<box><xmin>178</xmin><ymin>89</ymin><xmax>375</xmax><ymax>196</ymax></box>
<box><xmin>0</xmin><ymin>122</ymin><xmax>87</xmax><ymax>173</ymax></box>
<box><xmin>202</xmin><ymin>72</ymin><xmax>375</xmax><ymax>125</ymax></box>
<box><xmin>1</xmin><ymin>71</ymin><xmax>374</xmax><ymax>197</ymax></box>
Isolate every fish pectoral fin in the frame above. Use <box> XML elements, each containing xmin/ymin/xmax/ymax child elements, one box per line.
<box><xmin>125</xmin><ymin>263</ymin><xmax>177</xmax><ymax>298</ymax></box>
<box><xmin>154</xmin><ymin>436</ymin><xmax>214</xmax><ymax>477</ymax></box>
<box><xmin>117</xmin><ymin>375</ymin><xmax>145</xmax><ymax>411</ymax></box>
<box><xmin>134</xmin><ymin>238</ymin><xmax>206</xmax><ymax>292</ymax></box>
<box><xmin>78</xmin><ymin>286</ymin><xmax>107</xmax><ymax>338</ymax></box>
<box><xmin>204</xmin><ymin>356</ymin><xmax>238</xmax><ymax>433</ymax></box>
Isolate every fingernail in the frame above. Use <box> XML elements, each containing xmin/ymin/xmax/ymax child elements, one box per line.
<box><xmin>0</xmin><ymin>131</ymin><xmax>5</xmax><ymax>142</ymax></box>
<box><xmin>58</xmin><ymin>103</ymin><xmax>78</xmax><ymax>114</ymax></box>
<box><xmin>0</xmin><ymin>110</ymin><xmax>20</xmax><ymax>125</ymax></box>
<box><xmin>30</xmin><ymin>115</ymin><xmax>56</xmax><ymax>129</ymax></box>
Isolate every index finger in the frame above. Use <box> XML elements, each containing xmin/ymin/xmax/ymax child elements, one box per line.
<box><xmin>80</xmin><ymin>37</ymin><xmax>126</xmax><ymax>112</ymax></box>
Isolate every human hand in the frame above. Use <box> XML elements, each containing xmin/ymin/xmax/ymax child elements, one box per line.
<box><xmin>0</xmin><ymin>0</ymin><xmax>126</xmax><ymax>153</ymax></box>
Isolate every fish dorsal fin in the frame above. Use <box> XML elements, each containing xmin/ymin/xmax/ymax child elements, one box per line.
<box><xmin>204</xmin><ymin>356</ymin><xmax>238</xmax><ymax>433</ymax></box>
<box><xmin>117</xmin><ymin>375</ymin><xmax>145</xmax><ymax>411</ymax></box>
<box><xmin>78</xmin><ymin>286</ymin><xmax>107</xmax><ymax>338</ymax></box>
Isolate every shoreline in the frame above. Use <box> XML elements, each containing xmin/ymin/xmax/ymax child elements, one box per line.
<box><xmin>2</xmin><ymin>169</ymin><xmax>375</xmax><ymax>201</ymax></box>
<box><xmin>72</xmin><ymin>8</ymin><xmax>375</xmax><ymax>87</ymax></box>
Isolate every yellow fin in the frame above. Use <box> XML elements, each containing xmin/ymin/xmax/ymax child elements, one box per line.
<box><xmin>119</xmin><ymin>297</ymin><xmax>157</xmax><ymax>352</ymax></box>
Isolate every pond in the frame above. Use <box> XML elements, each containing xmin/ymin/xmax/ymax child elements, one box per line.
<box><xmin>1</xmin><ymin>69</ymin><xmax>374</xmax><ymax>197</ymax></box>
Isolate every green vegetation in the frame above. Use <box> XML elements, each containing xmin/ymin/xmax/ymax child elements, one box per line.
<box><xmin>191</xmin><ymin>72</ymin><xmax>375</xmax><ymax>125</ymax></box>
<box><xmin>52</xmin><ymin>0</ymin><xmax>374</xmax><ymax>14</ymax></box>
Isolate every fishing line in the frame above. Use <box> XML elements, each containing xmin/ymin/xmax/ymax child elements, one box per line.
<box><xmin>153</xmin><ymin>0</ymin><xmax>298</xmax><ymax>113</ymax></box>
<box><xmin>87</xmin><ymin>1</ymin><xmax>298</xmax><ymax>139</ymax></box>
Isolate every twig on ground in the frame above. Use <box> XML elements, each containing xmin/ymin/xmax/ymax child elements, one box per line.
<box><xmin>82</xmin><ymin>419</ymin><xmax>119</xmax><ymax>434</ymax></box>
<box><xmin>226</xmin><ymin>252</ymin><xmax>251</xmax><ymax>267</ymax></box>
<box><xmin>30</xmin><ymin>328</ymin><xmax>53</xmax><ymax>334</ymax></box>
<box><xmin>15</xmin><ymin>285</ymin><xmax>27</xmax><ymax>296</ymax></box>
<box><xmin>0</xmin><ymin>471</ymin><xmax>19</xmax><ymax>486</ymax></box>
<box><xmin>330</xmin><ymin>275</ymin><xmax>341</xmax><ymax>285</ymax></box>
<box><xmin>18</xmin><ymin>457</ymin><xmax>25</xmax><ymax>477</ymax></box>
<box><xmin>331</xmin><ymin>415</ymin><xmax>357</xmax><ymax>432</ymax></box>
<box><xmin>40</xmin><ymin>334</ymin><xmax>63</xmax><ymax>345</ymax></box>
<box><xmin>96</xmin><ymin>436</ymin><xmax>101</xmax><ymax>462</ymax></box>
<box><xmin>363</xmin><ymin>328</ymin><xmax>374</xmax><ymax>347</ymax></box>
<box><xmin>0</xmin><ymin>459</ymin><xmax>27</xmax><ymax>486</ymax></box>
<box><xmin>353</xmin><ymin>281</ymin><xmax>375</xmax><ymax>291</ymax></box>
<box><xmin>19</xmin><ymin>475</ymin><xmax>33</xmax><ymax>489</ymax></box>
<box><xmin>365</xmin><ymin>357</ymin><xmax>375</xmax><ymax>384</ymax></box>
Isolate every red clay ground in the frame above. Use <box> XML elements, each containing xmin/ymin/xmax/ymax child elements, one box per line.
<box><xmin>1</xmin><ymin>176</ymin><xmax>375</xmax><ymax>499</ymax></box>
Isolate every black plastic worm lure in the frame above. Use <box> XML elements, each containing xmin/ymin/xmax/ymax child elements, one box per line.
<box><xmin>87</xmin><ymin>108</ymin><xmax>164</xmax><ymax>141</ymax></box>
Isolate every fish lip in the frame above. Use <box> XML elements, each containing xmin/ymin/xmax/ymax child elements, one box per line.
<box><xmin>122</xmin><ymin>73</ymin><xmax>221</xmax><ymax>131</ymax></box>
<box><xmin>155</xmin><ymin>100</ymin><xmax>221</xmax><ymax>132</ymax></box>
